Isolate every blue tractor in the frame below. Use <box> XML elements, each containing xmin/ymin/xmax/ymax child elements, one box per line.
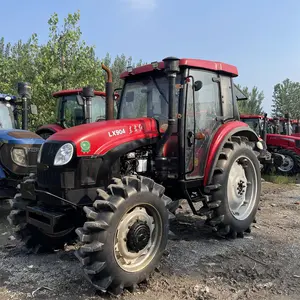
<box><xmin>0</xmin><ymin>82</ymin><xmax>44</xmax><ymax>200</ymax></box>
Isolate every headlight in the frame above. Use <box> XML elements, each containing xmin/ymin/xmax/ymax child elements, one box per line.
<box><xmin>256</xmin><ymin>141</ymin><xmax>264</xmax><ymax>150</ymax></box>
<box><xmin>11</xmin><ymin>148</ymin><xmax>27</xmax><ymax>167</ymax></box>
<box><xmin>54</xmin><ymin>143</ymin><xmax>74</xmax><ymax>166</ymax></box>
<box><xmin>37</xmin><ymin>143</ymin><xmax>44</xmax><ymax>164</ymax></box>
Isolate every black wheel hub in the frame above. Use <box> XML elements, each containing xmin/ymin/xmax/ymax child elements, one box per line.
<box><xmin>126</xmin><ymin>220</ymin><xmax>150</xmax><ymax>253</ymax></box>
<box><xmin>237</xmin><ymin>180</ymin><xmax>246</xmax><ymax>196</ymax></box>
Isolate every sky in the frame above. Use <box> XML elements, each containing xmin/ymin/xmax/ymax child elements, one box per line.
<box><xmin>1</xmin><ymin>0</ymin><xmax>300</xmax><ymax>114</ymax></box>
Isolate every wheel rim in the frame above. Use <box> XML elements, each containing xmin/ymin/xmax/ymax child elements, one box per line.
<box><xmin>227</xmin><ymin>155</ymin><xmax>258</xmax><ymax>221</ymax></box>
<box><xmin>277</xmin><ymin>155</ymin><xmax>294</xmax><ymax>172</ymax></box>
<box><xmin>114</xmin><ymin>205</ymin><xmax>162</xmax><ymax>273</ymax></box>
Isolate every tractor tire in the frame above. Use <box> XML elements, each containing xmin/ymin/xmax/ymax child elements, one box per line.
<box><xmin>7</xmin><ymin>193</ymin><xmax>76</xmax><ymax>253</ymax></box>
<box><xmin>200</xmin><ymin>136</ymin><xmax>261</xmax><ymax>238</ymax></box>
<box><xmin>75</xmin><ymin>175</ymin><xmax>171</xmax><ymax>295</ymax></box>
<box><xmin>275</xmin><ymin>149</ymin><xmax>300</xmax><ymax>175</ymax></box>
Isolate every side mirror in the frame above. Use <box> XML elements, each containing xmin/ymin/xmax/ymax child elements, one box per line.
<box><xmin>76</xmin><ymin>95</ymin><xmax>84</xmax><ymax>106</ymax></box>
<box><xmin>194</xmin><ymin>80</ymin><xmax>203</xmax><ymax>91</ymax></box>
<box><xmin>30</xmin><ymin>104</ymin><xmax>38</xmax><ymax>115</ymax></box>
<box><xmin>125</xmin><ymin>91</ymin><xmax>134</xmax><ymax>102</ymax></box>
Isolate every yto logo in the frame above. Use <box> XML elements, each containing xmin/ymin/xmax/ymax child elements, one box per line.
<box><xmin>108</xmin><ymin>128</ymin><xmax>126</xmax><ymax>138</ymax></box>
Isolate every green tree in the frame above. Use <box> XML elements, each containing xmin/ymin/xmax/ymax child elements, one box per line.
<box><xmin>271</xmin><ymin>78</ymin><xmax>300</xmax><ymax>118</ymax></box>
<box><xmin>237</xmin><ymin>85</ymin><xmax>264</xmax><ymax>115</ymax></box>
<box><xmin>31</xmin><ymin>11</ymin><xmax>105</xmax><ymax>127</ymax></box>
<box><xmin>103</xmin><ymin>53</ymin><xmax>145</xmax><ymax>90</ymax></box>
<box><xmin>0</xmin><ymin>11</ymin><xmax>106</xmax><ymax>129</ymax></box>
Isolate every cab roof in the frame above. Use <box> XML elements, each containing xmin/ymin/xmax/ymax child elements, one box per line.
<box><xmin>120</xmin><ymin>58</ymin><xmax>238</xmax><ymax>79</ymax></box>
<box><xmin>240</xmin><ymin>114</ymin><xmax>263</xmax><ymax>119</ymax></box>
<box><xmin>52</xmin><ymin>89</ymin><xmax>106</xmax><ymax>98</ymax></box>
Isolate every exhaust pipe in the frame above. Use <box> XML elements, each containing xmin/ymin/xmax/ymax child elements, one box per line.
<box><xmin>82</xmin><ymin>86</ymin><xmax>94</xmax><ymax>123</ymax></box>
<box><xmin>296</xmin><ymin>118</ymin><xmax>300</xmax><ymax>133</ymax></box>
<box><xmin>101</xmin><ymin>63</ymin><xmax>114</xmax><ymax>120</ymax></box>
<box><xmin>18</xmin><ymin>82</ymin><xmax>31</xmax><ymax>130</ymax></box>
<box><xmin>285</xmin><ymin>112</ymin><xmax>291</xmax><ymax>135</ymax></box>
<box><xmin>157</xmin><ymin>57</ymin><xmax>180</xmax><ymax>156</ymax></box>
<box><xmin>262</xmin><ymin>113</ymin><xmax>267</xmax><ymax>142</ymax></box>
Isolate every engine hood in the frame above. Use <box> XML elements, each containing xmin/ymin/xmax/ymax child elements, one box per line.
<box><xmin>0</xmin><ymin>129</ymin><xmax>44</xmax><ymax>145</ymax></box>
<box><xmin>47</xmin><ymin>118</ymin><xmax>160</xmax><ymax>156</ymax></box>
<box><xmin>266</xmin><ymin>133</ymin><xmax>300</xmax><ymax>148</ymax></box>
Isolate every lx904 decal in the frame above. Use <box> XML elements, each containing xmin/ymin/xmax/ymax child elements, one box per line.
<box><xmin>107</xmin><ymin>124</ymin><xmax>145</xmax><ymax>138</ymax></box>
<box><xmin>108</xmin><ymin>128</ymin><xmax>126</xmax><ymax>137</ymax></box>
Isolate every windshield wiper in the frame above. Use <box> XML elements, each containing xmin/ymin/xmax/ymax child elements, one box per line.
<box><xmin>151</xmin><ymin>76</ymin><xmax>168</xmax><ymax>104</ymax></box>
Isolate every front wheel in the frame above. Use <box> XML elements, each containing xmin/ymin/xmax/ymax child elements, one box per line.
<box><xmin>275</xmin><ymin>149</ymin><xmax>300</xmax><ymax>175</ymax></box>
<box><xmin>200</xmin><ymin>136</ymin><xmax>261</xmax><ymax>238</ymax></box>
<box><xmin>75</xmin><ymin>175</ymin><xmax>171</xmax><ymax>295</ymax></box>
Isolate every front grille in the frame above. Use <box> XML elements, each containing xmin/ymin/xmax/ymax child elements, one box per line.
<box><xmin>41</xmin><ymin>141</ymin><xmax>66</xmax><ymax>165</ymax></box>
<box><xmin>295</xmin><ymin>140</ymin><xmax>300</xmax><ymax>148</ymax></box>
<box><xmin>28</xmin><ymin>149</ymin><xmax>39</xmax><ymax>166</ymax></box>
<box><xmin>37</xmin><ymin>168</ymin><xmax>62</xmax><ymax>186</ymax></box>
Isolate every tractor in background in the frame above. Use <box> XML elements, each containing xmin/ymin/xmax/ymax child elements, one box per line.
<box><xmin>0</xmin><ymin>83</ymin><xmax>44</xmax><ymax>200</ymax></box>
<box><xmin>35</xmin><ymin>64</ymin><xmax>119</xmax><ymax>139</ymax></box>
<box><xmin>8</xmin><ymin>57</ymin><xmax>264</xmax><ymax>295</ymax></box>
<box><xmin>240</xmin><ymin>113</ymin><xmax>300</xmax><ymax>175</ymax></box>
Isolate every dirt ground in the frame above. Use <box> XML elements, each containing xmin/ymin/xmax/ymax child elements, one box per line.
<box><xmin>0</xmin><ymin>181</ymin><xmax>300</xmax><ymax>300</ymax></box>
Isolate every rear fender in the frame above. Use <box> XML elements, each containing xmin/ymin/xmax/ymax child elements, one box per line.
<box><xmin>204</xmin><ymin>125</ymin><xmax>259</xmax><ymax>185</ymax></box>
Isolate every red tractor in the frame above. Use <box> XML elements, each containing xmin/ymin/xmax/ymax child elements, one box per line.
<box><xmin>35</xmin><ymin>64</ymin><xmax>119</xmax><ymax>139</ymax></box>
<box><xmin>8</xmin><ymin>57</ymin><xmax>264</xmax><ymax>295</ymax></box>
<box><xmin>240</xmin><ymin>113</ymin><xmax>300</xmax><ymax>175</ymax></box>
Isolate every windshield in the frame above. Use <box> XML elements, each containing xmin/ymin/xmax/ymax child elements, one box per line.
<box><xmin>119</xmin><ymin>74</ymin><xmax>181</xmax><ymax>125</ymax></box>
<box><xmin>58</xmin><ymin>95</ymin><xmax>118</xmax><ymax>127</ymax></box>
<box><xmin>233</xmin><ymin>84</ymin><xmax>248</xmax><ymax>101</ymax></box>
<box><xmin>0</xmin><ymin>102</ymin><xmax>15</xmax><ymax>129</ymax></box>
<box><xmin>241</xmin><ymin>118</ymin><xmax>261</xmax><ymax>135</ymax></box>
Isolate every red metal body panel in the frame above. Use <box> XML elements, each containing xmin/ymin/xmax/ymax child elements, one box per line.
<box><xmin>203</xmin><ymin>121</ymin><xmax>248</xmax><ymax>185</ymax></box>
<box><xmin>48</xmin><ymin>118</ymin><xmax>159</xmax><ymax>156</ymax></box>
<box><xmin>240</xmin><ymin>114</ymin><xmax>263</xmax><ymax>119</ymax></box>
<box><xmin>266</xmin><ymin>134</ymin><xmax>300</xmax><ymax>155</ymax></box>
<box><xmin>52</xmin><ymin>89</ymin><xmax>106</xmax><ymax>98</ymax></box>
<box><xmin>120</xmin><ymin>58</ymin><xmax>238</xmax><ymax>79</ymax></box>
<box><xmin>36</xmin><ymin>123</ymin><xmax>64</xmax><ymax>134</ymax></box>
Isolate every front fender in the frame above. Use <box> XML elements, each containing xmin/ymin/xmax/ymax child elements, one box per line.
<box><xmin>204</xmin><ymin>123</ymin><xmax>259</xmax><ymax>185</ymax></box>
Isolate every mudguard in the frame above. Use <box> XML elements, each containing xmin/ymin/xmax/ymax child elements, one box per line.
<box><xmin>203</xmin><ymin>121</ymin><xmax>260</xmax><ymax>185</ymax></box>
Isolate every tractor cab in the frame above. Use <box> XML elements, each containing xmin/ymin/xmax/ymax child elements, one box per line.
<box><xmin>35</xmin><ymin>64</ymin><xmax>119</xmax><ymax>139</ymax></box>
<box><xmin>0</xmin><ymin>92</ymin><xmax>37</xmax><ymax>130</ymax></box>
<box><xmin>0</xmin><ymin>83</ymin><xmax>43</xmax><ymax>200</ymax></box>
<box><xmin>239</xmin><ymin>114</ymin><xmax>264</xmax><ymax>137</ymax></box>
<box><xmin>0</xmin><ymin>94</ymin><xmax>17</xmax><ymax>129</ymax></box>
<box><xmin>35</xmin><ymin>89</ymin><xmax>119</xmax><ymax>139</ymax></box>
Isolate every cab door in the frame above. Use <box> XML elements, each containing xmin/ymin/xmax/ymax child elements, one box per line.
<box><xmin>184</xmin><ymin>69</ymin><xmax>222</xmax><ymax>179</ymax></box>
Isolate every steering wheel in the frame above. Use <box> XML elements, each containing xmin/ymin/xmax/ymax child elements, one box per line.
<box><xmin>152</xmin><ymin>114</ymin><xmax>167</xmax><ymax>120</ymax></box>
<box><xmin>96</xmin><ymin>116</ymin><xmax>106</xmax><ymax>122</ymax></box>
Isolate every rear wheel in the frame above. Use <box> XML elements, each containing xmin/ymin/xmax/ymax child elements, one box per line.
<box><xmin>75</xmin><ymin>175</ymin><xmax>171</xmax><ymax>295</ymax></box>
<box><xmin>275</xmin><ymin>149</ymin><xmax>300</xmax><ymax>175</ymax></box>
<box><xmin>200</xmin><ymin>136</ymin><xmax>261</xmax><ymax>238</ymax></box>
